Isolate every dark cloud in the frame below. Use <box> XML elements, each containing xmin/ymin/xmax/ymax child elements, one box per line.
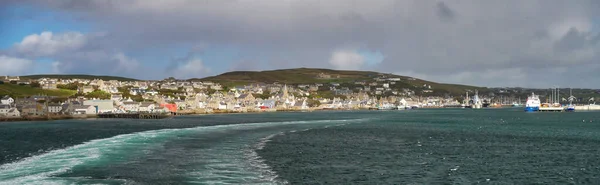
<box><xmin>435</xmin><ymin>2</ymin><xmax>455</xmax><ymax>22</ymax></box>
<box><xmin>4</xmin><ymin>0</ymin><xmax>600</xmax><ymax>87</ymax></box>
<box><xmin>554</xmin><ymin>27</ymin><xmax>587</xmax><ymax>52</ymax></box>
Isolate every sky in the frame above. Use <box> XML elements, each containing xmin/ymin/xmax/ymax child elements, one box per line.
<box><xmin>1</xmin><ymin>0</ymin><xmax>600</xmax><ymax>88</ymax></box>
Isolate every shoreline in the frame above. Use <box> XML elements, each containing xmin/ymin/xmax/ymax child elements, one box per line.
<box><xmin>0</xmin><ymin>115</ymin><xmax>99</xmax><ymax>123</ymax></box>
<box><xmin>0</xmin><ymin>107</ymin><xmax>426</xmax><ymax>123</ymax></box>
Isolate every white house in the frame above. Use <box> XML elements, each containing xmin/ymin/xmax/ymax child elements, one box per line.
<box><xmin>293</xmin><ymin>99</ymin><xmax>309</xmax><ymax>110</ymax></box>
<box><xmin>47</xmin><ymin>104</ymin><xmax>63</xmax><ymax>113</ymax></box>
<box><xmin>5</xmin><ymin>108</ymin><xmax>20</xmax><ymax>118</ymax></box>
<box><xmin>139</xmin><ymin>102</ymin><xmax>155</xmax><ymax>112</ymax></box>
<box><xmin>123</xmin><ymin>102</ymin><xmax>141</xmax><ymax>112</ymax></box>
<box><xmin>72</xmin><ymin>105</ymin><xmax>96</xmax><ymax>115</ymax></box>
<box><xmin>0</xmin><ymin>104</ymin><xmax>21</xmax><ymax>118</ymax></box>
<box><xmin>0</xmin><ymin>104</ymin><xmax>12</xmax><ymax>114</ymax></box>
<box><xmin>146</xmin><ymin>90</ymin><xmax>159</xmax><ymax>96</ymax></box>
<box><xmin>83</xmin><ymin>100</ymin><xmax>114</xmax><ymax>113</ymax></box>
<box><xmin>197</xmin><ymin>101</ymin><xmax>207</xmax><ymax>109</ymax></box>
<box><xmin>1</xmin><ymin>96</ymin><xmax>14</xmax><ymax>105</ymax></box>
<box><xmin>218</xmin><ymin>102</ymin><xmax>227</xmax><ymax>110</ymax></box>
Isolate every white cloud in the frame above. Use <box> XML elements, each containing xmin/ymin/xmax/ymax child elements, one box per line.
<box><xmin>0</xmin><ymin>55</ymin><xmax>34</xmax><ymax>75</ymax></box>
<box><xmin>328</xmin><ymin>50</ymin><xmax>365</xmax><ymax>70</ymax></box>
<box><xmin>14</xmin><ymin>31</ymin><xmax>87</xmax><ymax>57</ymax></box>
<box><xmin>549</xmin><ymin>19</ymin><xmax>592</xmax><ymax>41</ymax></box>
<box><xmin>113</xmin><ymin>53</ymin><xmax>140</xmax><ymax>73</ymax></box>
<box><xmin>171</xmin><ymin>58</ymin><xmax>211</xmax><ymax>79</ymax></box>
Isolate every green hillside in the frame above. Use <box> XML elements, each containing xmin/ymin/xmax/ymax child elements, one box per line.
<box><xmin>196</xmin><ymin>68</ymin><xmax>486</xmax><ymax>96</ymax></box>
<box><xmin>0</xmin><ymin>84</ymin><xmax>77</xmax><ymax>98</ymax></box>
<box><xmin>21</xmin><ymin>74</ymin><xmax>138</xmax><ymax>81</ymax></box>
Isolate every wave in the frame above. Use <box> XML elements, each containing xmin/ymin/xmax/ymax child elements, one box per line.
<box><xmin>0</xmin><ymin>118</ymin><xmax>365</xmax><ymax>184</ymax></box>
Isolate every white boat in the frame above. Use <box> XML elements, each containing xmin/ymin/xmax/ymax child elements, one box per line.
<box><xmin>378</xmin><ymin>103</ymin><xmax>396</xmax><ymax>110</ymax></box>
<box><xmin>525</xmin><ymin>92</ymin><xmax>541</xmax><ymax>112</ymax></box>
<box><xmin>565</xmin><ymin>88</ymin><xmax>575</xmax><ymax>112</ymax></box>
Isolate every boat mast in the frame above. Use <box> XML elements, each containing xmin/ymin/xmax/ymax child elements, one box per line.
<box><xmin>549</xmin><ymin>88</ymin><xmax>552</xmax><ymax>104</ymax></box>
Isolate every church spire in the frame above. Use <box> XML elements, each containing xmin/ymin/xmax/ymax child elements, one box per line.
<box><xmin>283</xmin><ymin>84</ymin><xmax>289</xmax><ymax>98</ymax></box>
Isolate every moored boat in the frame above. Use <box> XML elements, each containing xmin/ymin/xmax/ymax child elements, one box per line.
<box><xmin>525</xmin><ymin>92</ymin><xmax>540</xmax><ymax>112</ymax></box>
<box><xmin>565</xmin><ymin>88</ymin><xmax>576</xmax><ymax>112</ymax></box>
<box><xmin>378</xmin><ymin>103</ymin><xmax>396</xmax><ymax>110</ymax></box>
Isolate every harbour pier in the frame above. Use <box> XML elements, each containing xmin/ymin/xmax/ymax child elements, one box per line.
<box><xmin>537</xmin><ymin>107</ymin><xmax>564</xmax><ymax>112</ymax></box>
<box><xmin>97</xmin><ymin>113</ymin><xmax>171</xmax><ymax>119</ymax></box>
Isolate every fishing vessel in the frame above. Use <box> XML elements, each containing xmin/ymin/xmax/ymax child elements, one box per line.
<box><xmin>565</xmin><ymin>88</ymin><xmax>575</xmax><ymax>112</ymax></box>
<box><xmin>524</xmin><ymin>92</ymin><xmax>540</xmax><ymax>112</ymax></box>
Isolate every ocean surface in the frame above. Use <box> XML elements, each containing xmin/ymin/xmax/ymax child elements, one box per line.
<box><xmin>1</xmin><ymin>109</ymin><xmax>600</xmax><ymax>184</ymax></box>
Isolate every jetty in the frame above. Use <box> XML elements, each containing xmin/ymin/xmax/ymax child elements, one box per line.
<box><xmin>574</xmin><ymin>104</ymin><xmax>600</xmax><ymax>111</ymax></box>
<box><xmin>97</xmin><ymin>113</ymin><xmax>171</xmax><ymax>119</ymax></box>
<box><xmin>537</xmin><ymin>107</ymin><xmax>564</xmax><ymax>112</ymax></box>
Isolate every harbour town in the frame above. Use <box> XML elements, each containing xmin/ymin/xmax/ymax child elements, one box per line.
<box><xmin>1</xmin><ymin>70</ymin><xmax>600</xmax><ymax>121</ymax></box>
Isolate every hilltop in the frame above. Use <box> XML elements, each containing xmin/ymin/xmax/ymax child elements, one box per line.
<box><xmin>0</xmin><ymin>83</ymin><xmax>76</xmax><ymax>98</ymax></box>
<box><xmin>196</xmin><ymin>68</ymin><xmax>486</xmax><ymax>96</ymax></box>
<box><xmin>21</xmin><ymin>74</ymin><xmax>139</xmax><ymax>81</ymax></box>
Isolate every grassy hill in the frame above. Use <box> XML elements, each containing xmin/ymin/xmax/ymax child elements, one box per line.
<box><xmin>0</xmin><ymin>84</ymin><xmax>77</xmax><ymax>98</ymax></box>
<box><xmin>196</xmin><ymin>68</ymin><xmax>374</xmax><ymax>84</ymax></box>
<box><xmin>196</xmin><ymin>68</ymin><xmax>486</xmax><ymax>96</ymax></box>
<box><xmin>21</xmin><ymin>74</ymin><xmax>138</xmax><ymax>81</ymax></box>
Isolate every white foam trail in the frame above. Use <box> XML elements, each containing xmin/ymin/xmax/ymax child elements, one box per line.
<box><xmin>244</xmin><ymin>134</ymin><xmax>288</xmax><ymax>184</ymax></box>
<box><xmin>0</xmin><ymin>118</ymin><xmax>366</xmax><ymax>184</ymax></box>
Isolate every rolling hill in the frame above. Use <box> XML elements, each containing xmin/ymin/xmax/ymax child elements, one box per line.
<box><xmin>196</xmin><ymin>68</ymin><xmax>487</xmax><ymax>96</ymax></box>
<box><xmin>21</xmin><ymin>74</ymin><xmax>139</xmax><ymax>81</ymax></box>
<box><xmin>0</xmin><ymin>83</ymin><xmax>77</xmax><ymax>98</ymax></box>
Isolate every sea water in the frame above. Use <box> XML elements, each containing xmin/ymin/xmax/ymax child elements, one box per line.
<box><xmin>1</xmin><ymin>109</ymin><xmax>600</xmax><ymax>184</ymax></box>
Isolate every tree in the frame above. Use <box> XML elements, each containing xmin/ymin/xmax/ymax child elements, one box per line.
<box><xmin>84</xmin><ymin>90</ymin><xmax>111</xmax><ymax>99</ymax></box>
<box><xmin>49</xmin><ymin>97</ymin><xmax>68</xmax><ymax>103</ymax></box>
<box><xmin>307</xmin><ymin>99</ymin><xmax>321</xmax><ymax>107</ymax></box>
<box><xmin>30</xmin><ymin>82</ymin><xmax>41</xmax><ymax>88</ymax></box>
<box><xmin>253</xmin><ymin>93</ymin><xmax>270</xmax><ymax>99</ymax></box>
<box><xmin>207</xmin><ymin>89</ymin><xmax>217</xmax><ymax>95</ymax></box>
<box><xmin>57</xmin><ymin>83</ymin><xmax>80</xmax><ymax>90</ymax></box>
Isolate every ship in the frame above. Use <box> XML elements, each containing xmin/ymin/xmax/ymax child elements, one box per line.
<box><xmin>524</xmin><ymin>92</ymin><xmax>541</xmax><ymax>112</ymax></box>
<box><xmin>565</xmin><ymin>88</ymin><xmax>575</xmax><ymax>112</ymax></box>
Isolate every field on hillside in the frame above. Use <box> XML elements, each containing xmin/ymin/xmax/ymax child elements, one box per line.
<box><xmin>198</xmin><ymin>68</ymin><xmax>485</xmax><ymax>96</ymax></box>
<box><xmin>21</xmin><ymin>74</ymin><xmax>138</xmax><ymax>81</ymax></box>
<box><xmin>0</xmin><ymin>84</ymin><xmax>77</xmax><ymax>97</ymax></box>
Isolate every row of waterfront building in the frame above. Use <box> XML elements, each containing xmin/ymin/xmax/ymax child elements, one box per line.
<box><xmin>0</xmin><ymin>75</ymin><xmax>469</xmax><ymax>119</ymax></box>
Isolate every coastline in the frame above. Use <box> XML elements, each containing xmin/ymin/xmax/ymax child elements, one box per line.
<box><xmin>0</xmin><ymin>115</ymin><xmax>98</xmax><ymax>123</ymax></box>
<box><xmin>0</xmin><ymin>107</ymin><xmax>413</xmax><ymax>123</ymax></box>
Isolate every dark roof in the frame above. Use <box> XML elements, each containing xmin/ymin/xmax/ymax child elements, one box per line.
<box><xmin>140</xmin><ymin>102</ymin><xmax>154</xmax><ymax>107</ymax></box>
<box><xmin>72</xmin><ymin>105</ymin><xmax>92</xmax><ymax>109</ymax></box>
<box><xmin>238</xmin><ymin>94</ymin><xmax>251</xmax><ymax>99</ymax></box>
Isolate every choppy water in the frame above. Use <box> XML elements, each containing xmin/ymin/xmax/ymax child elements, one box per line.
<box><xmin>1</xmin><ymin>109</ymin><xmax>600</xmax><ymax>184</ymax></box>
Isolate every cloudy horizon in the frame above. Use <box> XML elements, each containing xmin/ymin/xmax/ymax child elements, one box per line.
<box><xmin>1</xmin><ymin>0</ymin><xmax>600</xmax><ymax>88</ymax></box>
